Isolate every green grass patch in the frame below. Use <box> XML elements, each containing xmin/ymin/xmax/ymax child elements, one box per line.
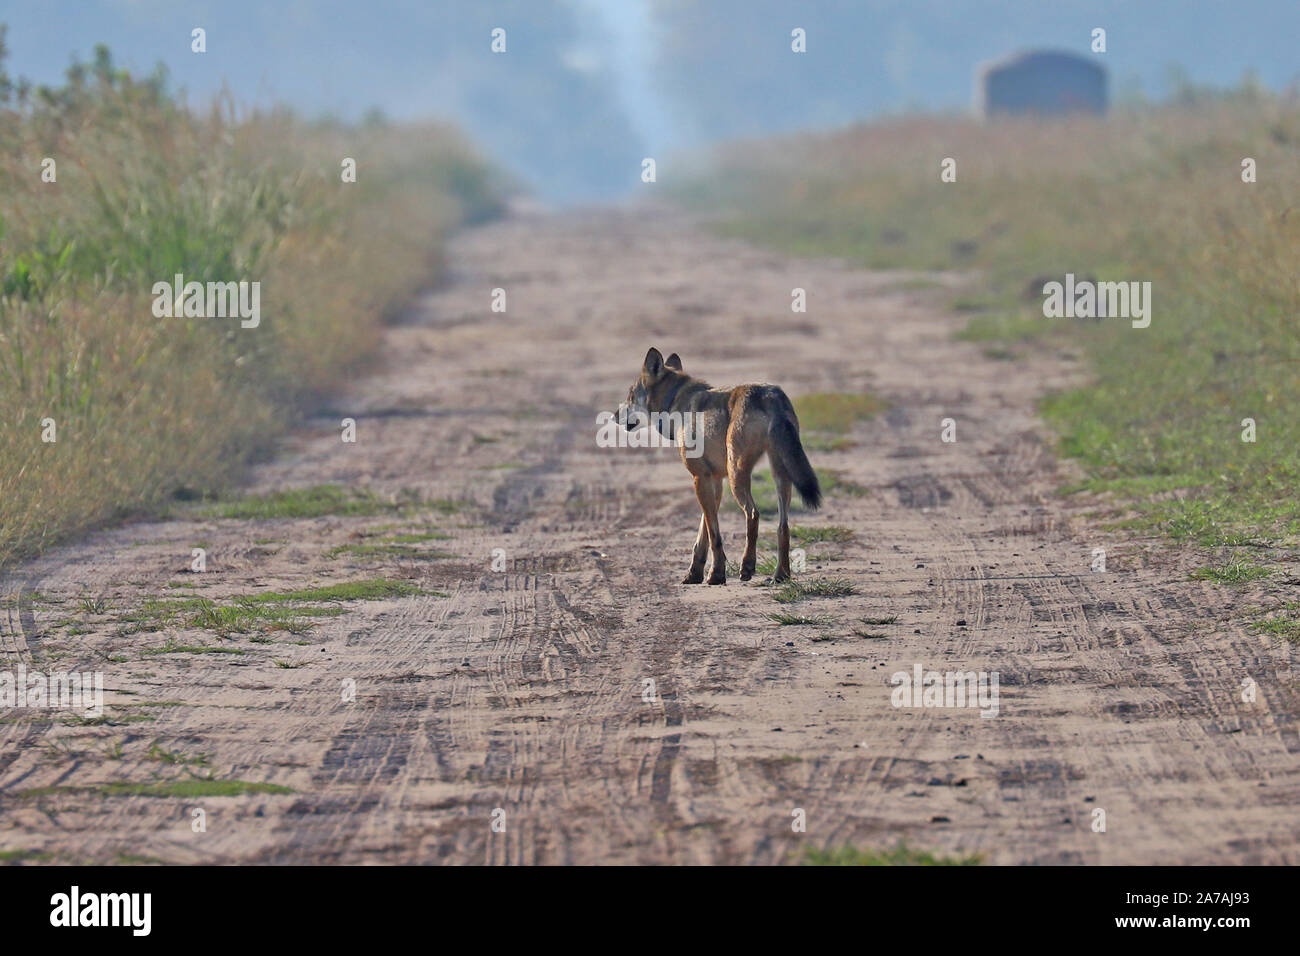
<box><xmin>727</xmin><ymin>553</ymin><xmax>777</xmax><ymax>578</ymax></box>
<box><xmin>119</xmin><ymin>578</ymin><xmax>426</xmax><ymax>638</ymax></box>
<box><xmin>1189</xmin><ymin>560</ymin><xmax>1272</xmax><ymax>584</ymax></box>
<box><xmin>61</xmin><ymin>713</ymin><xmax>156</xmax><ymax>726</ymax></box>
<box><xmin>193</xmin><ymin>601</ymin><xmax>320</xmax><ymax>635</ymax></box>
<box><xmin>800</xmin><ymin>434</ymin><xmax>859</xmax><ymax>452</ymax></box>
<box><xmin>772</xmin><ymin>576</ymin><xmax>857</xmax><ymax>604</ymax></box>
<box><xmin>791</xmin><ymin>525</ymin><xmax>854</xmax><ymax>545</ymax></box>
<box><xmin>1248</xmin><ymin>617</ymin><xmax>1300</xmax><ymax>642</ymax></box>
<box><xmin>950</xmin><ymin>295</ymin><xmax>996</xmax><ymax>312</ymax></box>
<box><xmin>249</xmin><ymin>579</ymin><xmax>425</xmax><ymax>603</ymax></box>
<box><xmin>956</xmin><ymin>308</ymin><xmax>1047</xmax><ymax>345</ymax></box>
<box><xmin>794</xmin><ymin>392</ymin><xmax>887</xmax><ymax>434</ymax></box>
<box><xmin>142</xmin><ymin>642</ymin><xmax>247</xmax><ymax>656</ymax></box>
<box><xmin>21</xmin><ymin>779</ymin><xmax>294</xmax><ymax>799</ymax></box>
<box><xmin>0</xmin><ymin>848</ymin><xmax>51</xmax><ymax>863</ymax></box>
<box><xmin>122</xmin><ymin>597</ymin><xmax>334</xmax><ymax>636</ymax></box>
<box><xmin>327</xmin><ymin>541</ymin><xmax>451</xmax><ymax>561</ymax></box>
<box><xmin>0</xmin><ymin>590</ymin><xmax>54</xmax><ymax>608</ymax></box>
<box><xmin>1247</xmin><ymin>603</ymin><xmax>1300</xmax><ymax>643</ymax></box>
<box><xmin>767</xmin><ymin>612</ymin><xmax>833</xmax><ymax>626</ymax></box>
<box><xmin>818</xmin><ymin>470</ymin><xmax>870</xmax><ymax>498</ymax></box>
<box><xmin>803</xmin><ymin>843</ymin><xmax>983</xmax><ymax>866</ymax></box>
<box><xmin>147</xmin><ymin>743</ymin><xmax>209</xmax><ymax>766</ymax></box>
<box><xmin>200</xmin><ymin>485</ymin><xmax>417</xmax><ymax>520</ymax></box>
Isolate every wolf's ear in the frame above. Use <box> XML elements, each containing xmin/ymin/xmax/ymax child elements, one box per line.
<box><xmin>643</xmin><ymin>347</ymin><xmax>664</xmax><ymax>377</ymax></box>
<box><xmin>665</xmin><ymin>352</ymin><xmax>682</xmax><ymax>370</ymax></box>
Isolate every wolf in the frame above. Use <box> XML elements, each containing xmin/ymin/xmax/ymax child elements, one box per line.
<box><xmin>619</xmin><ymin>347</ymin><xmax>821</xmax><ymax>585</ymax></box>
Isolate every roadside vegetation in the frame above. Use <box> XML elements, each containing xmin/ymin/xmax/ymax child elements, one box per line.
<box><xmin>675</xmin><ymin>81</ymin><xmax>1300</xmax><ymax>555</ymax></box>
<box><xmin>0</xmin><ymin>31</ymin><xmax>505</xmax><ymax>570</ymax></box>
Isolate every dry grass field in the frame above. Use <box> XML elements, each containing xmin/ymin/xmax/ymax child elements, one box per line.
<box><xmin>0</xmin><ymin>37</ymin><xmax>503</xmax><ymax>569</ymax></box>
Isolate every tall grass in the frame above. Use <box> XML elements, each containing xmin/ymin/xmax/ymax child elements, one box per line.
<box><xmin>676</xmin><ymin>85</ymin><xmax>1300</xmax><ymax>547</ymax></box>
<box><xmin>0</xmin><ymin>37</ymin><xmax>504</xmax><ymax>569</ymax></box>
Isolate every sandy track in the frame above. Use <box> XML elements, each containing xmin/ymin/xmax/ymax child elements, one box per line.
<box><xmin>1</xmin><ymin>206</ymin><xmax>1297</xmax><ymax>865</ymax></box>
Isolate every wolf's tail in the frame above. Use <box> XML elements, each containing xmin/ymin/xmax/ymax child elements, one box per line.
<box><xmin>769</xmin><ymin>402</ymin><xmax>822</xmax><ymax>510</ymax></box>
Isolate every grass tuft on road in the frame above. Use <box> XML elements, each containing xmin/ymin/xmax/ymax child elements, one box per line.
<box><xmin>1189</xmin><ymin>561</ymin><xmax>1272</xmax><ymax>585</ymax></box>
<box><xmin>767</xmin><ymin>612</ymin><xmax>833</xmax><ymax>626</ymax></box>
<box><xmin>1248</xmin><ymin>603</ymin><xmax>1300</xmax><ymax>643</ymax></box>
<box><xmin>117</xmin><ymin>578</ymin><xmax>429</xmax><ymax>639</ymax></box>
<box><xmin>772</xmin><ymin>576</ymin><xmax>856</xmax><ymax>604</ymax></box>
<box><xmin>803</xmin><ymin>843</ymin><xmax>983</xmax><ymax>866</ymax></box>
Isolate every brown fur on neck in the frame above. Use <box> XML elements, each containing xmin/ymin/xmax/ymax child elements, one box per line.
<box><xmin>646</xmin><ymin>369</ymin><xmax>707</xmax><ymax>414</ymax></box>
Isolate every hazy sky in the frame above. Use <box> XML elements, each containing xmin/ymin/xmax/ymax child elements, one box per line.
<box><xmin>5</xmin><ymin>1</ymin><xmax>1299</xmax><ymax>196</ymax></box>
<box><xmin>7</xmin><ymin>1</ymin><xmax>1299</xmax><ymax>120</ymax></box>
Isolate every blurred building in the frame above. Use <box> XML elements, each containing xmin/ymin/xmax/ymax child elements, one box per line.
<box><xmin>977</xmin><ymin>50</ymin><xmax>1107</xmax><ymax>117</ymax></box>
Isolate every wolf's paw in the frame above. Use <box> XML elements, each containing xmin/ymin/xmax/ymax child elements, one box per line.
<box><xmin>682</xmin><ymin>570</ymin><xmax>705</xmax><ymax>584</ymax></box>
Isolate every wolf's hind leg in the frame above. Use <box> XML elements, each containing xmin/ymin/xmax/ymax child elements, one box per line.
<box><xmin>771</xmin><ymin>464</ymin><xmax>795</xmax><ymax>583</ymax></box>
<box><xmin>729</xmin><ymin>460</ymin><xmax>761</xmax><ymax>581</ymax></box>
<box><xmin>683</xmin><ymin>513</ymin><xmax>707</xmax><ymax>584</ymax></box>
<box><xmin>704</xmin><ymin>475</ymin><xmax>727</xmax><ymax>585</ymax></box>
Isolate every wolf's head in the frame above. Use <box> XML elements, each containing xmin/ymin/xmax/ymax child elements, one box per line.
<box><xmin>619</xmin><ymin>347</ymin><xmax>682</xmax><ymax>431</ymax></box>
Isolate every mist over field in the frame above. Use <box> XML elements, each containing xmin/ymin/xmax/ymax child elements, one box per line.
<box><xmin>5</xmin><ymin>0</ymin><xmax>1300</xmax><ymax>198</ymax></box>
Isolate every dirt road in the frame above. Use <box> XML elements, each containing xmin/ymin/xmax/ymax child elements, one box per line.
<box><xmin>2</xmin><ymin>206</ymin><xmax>1297</xmax><ymax>865</ymax></box>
